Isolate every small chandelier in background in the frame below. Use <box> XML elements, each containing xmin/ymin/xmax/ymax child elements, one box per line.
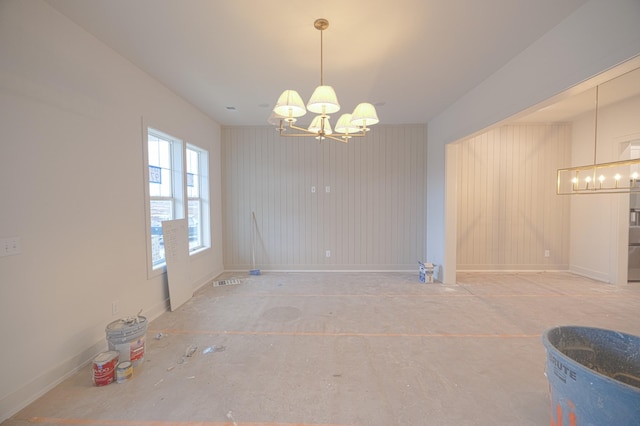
<box><xmin>557</xmin><ymin>85</ymin><xmax>640</xmax><ymax>194</ymax></box>
<box><xmin>269</xmin><ymin>18</ymin><xmax>379</xmax><ymax>143</ymax></box>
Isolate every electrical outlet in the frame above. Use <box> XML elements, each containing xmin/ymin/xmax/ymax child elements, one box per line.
<box><xmin>544</xmin><ymin>250</ymin><xmax>550</xmax><ymax>258</ymax></box>
<box><xmin>325</xmin><ymin>186</ymin><xmax>330</xmax><ymax>193</ymax></box>
<box><xmin>311</xmin><ymin>186</ymin><xmax>316</xmax><ymax>193</ymax></box>
<box><xmin>325</xmin><ymin>250</ymin><xmax>331</xmax><ymax>258</ymax></box>
<box><xmin>112</xmin><ymin>301</ymin><xmax>119</xmax><ymax>316</ymax></box>
<box><xmin>0</xmin><ymin>237</ymin><xmax>21</xmax><ymax>257</ymax></box>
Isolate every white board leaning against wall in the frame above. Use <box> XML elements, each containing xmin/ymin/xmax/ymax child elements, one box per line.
<box><xmin>162</xmin><ymin>219</ymin><xmax>192</xmax><ymax>311</ymax></box>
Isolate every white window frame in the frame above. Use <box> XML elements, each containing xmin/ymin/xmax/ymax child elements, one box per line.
<box><xmin>143</xmin><ymin>125</ymin><xmax>210</xmax><ymax>278</ymax></box>
<box><xmin>186</xmin><ymin>144</ymin><xmax>210</xmax><ymax>254</ymax></box>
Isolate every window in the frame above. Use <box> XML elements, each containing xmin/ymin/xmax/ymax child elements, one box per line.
<box><xmin>144</xmin><ymin>127</ymin><xmax>210</xmax><ymax>275</ymax></box>
<box><xmin>186</xmin><ymin>145</ymin><xmax>209</xmax><ymax>252</ymax></box>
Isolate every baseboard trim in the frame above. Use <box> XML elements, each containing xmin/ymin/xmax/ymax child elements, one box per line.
<box><xmin>457</xmin><ymin>268</ymin><xmax>570</xmax><ymax>273</ymax></box>
<box><xmin>0</xmin><ymin>269</ymin><xmax>224</xmax><ymax>422</ymax></box>
<box><xmin>457</xmin><ymin>265</ymin><xmax>570</xmax><ymax>272</ymax></box>
<box><xmin>0</xmin><ymin>338</ymin><xmax>107</xmax><ymax>422</ymax></box>
<box><xmin>223</xmin><ymin>268</ymin><xmax>417</xmax><ymax>273</ymax></box>
<box><xmin>568</xmin><ymin>265</ymin><xmax>610</xmax><ymax>283</ymax></box>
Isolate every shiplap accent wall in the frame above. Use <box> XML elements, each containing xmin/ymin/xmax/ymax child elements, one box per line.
<box><xmin>456</xmin><ymin>124</ymin><xmax>571</xmax><ymax>270</ymax></box>
<box><xmin>222</xmin><ymin>124</ymin><xmax>427</xmax><ymax>270</ymax></box>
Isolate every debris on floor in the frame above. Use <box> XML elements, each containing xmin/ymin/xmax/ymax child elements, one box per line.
<box><xmin>184</xmin><ymin>344</ymin><xmax>198</xmax><ymax>357</ymax></box>
<box><xmin>227</xmin><ymin>411</ymin><xmax>238</xmax><ymax>426</ymax></box>
<box><xmin>172</xmin><ymin>343</ymin><xmax>227</xmax><ymax>367</ymax></box>
<box><xmin>202</xmin><ymin>345</ymin><xmax>226</xmax><ymax>354</ymax></box>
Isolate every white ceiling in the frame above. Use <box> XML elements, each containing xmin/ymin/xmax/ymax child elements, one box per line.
<box><xmin>514</xmin><ymin>65</ymin><xmax>640</xmax><ymax>123</ymax></box>
<box><xmin>45</xmin><ymin>0</ymin><xmax>590</xmax><ymax>127</ymax></box>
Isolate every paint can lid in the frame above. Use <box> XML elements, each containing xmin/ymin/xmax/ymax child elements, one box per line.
<box><xmin>93</xmin><ymin>351</ymin><xmax>119</xmax><ymax>365</ymax></box>
<box><xmin>117</xmin><ymin>361</ymin><xmax>132</xmax><ymax>370</ymax></box>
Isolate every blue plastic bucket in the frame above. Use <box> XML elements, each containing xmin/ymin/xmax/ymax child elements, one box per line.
<box><xmin>542</xmin><ymin>326</ymin><xmax>640</xmax><ymax>425</ymax></box>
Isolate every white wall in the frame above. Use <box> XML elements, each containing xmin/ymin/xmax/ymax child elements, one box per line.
<box><xmin>569</xmin><ymin>94</ymin><xmax>640</xmax><ymax>282</ymax></box>
<box><xmin>0</xmin><ymin>1</ymin><xmax>223</xmax><ymax>420</ymax></box>
<box><xmin>221</xmin><ymin>125</ymin><xmax>427</xmax><ymax>270</ymax></box>
<box><xmin>456</xmin><ymin>124</ymin><xmax>572</xmax><ymax>270</ymax></box>
<box><xmin>427</xmin><ymin>0</ymin><xmax>640</xmax><ymax>284</ymax></box>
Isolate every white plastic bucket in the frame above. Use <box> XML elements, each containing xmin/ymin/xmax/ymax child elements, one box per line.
<box><xmin>105</xmin><ymin>316</ymin><xmax>147</xmax><ymax>366</ymax></box>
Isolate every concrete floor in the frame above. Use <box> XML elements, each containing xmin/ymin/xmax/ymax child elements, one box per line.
<box><xmin>4</xmin><ymin>271</ymin><xmax>640</xmax><ymax>426</ymax></box>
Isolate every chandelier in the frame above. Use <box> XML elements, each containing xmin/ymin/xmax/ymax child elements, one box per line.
<box><xmin>557</xmin><ymin>84</ymin><xmax>640</xmax><ymax>194</ymax></box>
<box><xmin>269</xmin><ymin>18</ymin><xmax>379</xmax><ymax>143</ymax></box>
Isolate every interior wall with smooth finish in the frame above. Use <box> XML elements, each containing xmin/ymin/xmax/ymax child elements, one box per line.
<box><xmin>456</xmin><ymin>124</ymin><xmax>571</xmax><ymax>270</ymax></box>
<box><xmin>427</xmin><ymin>0</ymin><xmax>640</xmax><ymax>284</ymax></box>
<box><xmin>221</xmin><ymin>125</ymin><xmax>427</xmax><ymax>271</ymax></box>
<box><xmin>0</xmin><ymin>1</ymin><xmax>223</xmax><ymax>420</ymax></box>
<box><xmin>569</xmin><ymin>94</ymin><xmax>640</xmax><ymax>283</ymax></box>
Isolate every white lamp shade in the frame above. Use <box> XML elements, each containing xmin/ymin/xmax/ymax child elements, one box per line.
<box><xmin>351</xmin><ymin>102</ymin><xmax>379</xmax><ymax>127</ymax></box>
<box><xmin>334</xmin><ymin>113</ymin><xmax>360</xmax><ymax>134</ymax></box>
<box><xmin>273</xmin><ymin>90</ymin><xmax>307</xmax><ymax>119</ymax></box>
<box><xmin>267</xmin><ymin>111</ymin><xmax>289</xmax><ymax>126</ymax></box>
<box><xmin>308</xmin><ymin>115</ymin><xmax>333</xmax><ymax>135</ymax></box>
<box><xmin>307</xmin><ymin>85</ymin><xmax>340</xmax><ymax>114</ymax></box>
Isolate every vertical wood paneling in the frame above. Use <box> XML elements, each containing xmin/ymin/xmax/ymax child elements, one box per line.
<box><xmin>456</xmin><ymin>124</ymin><xmax>571</xmax><ymax>270</ymax></box>
<box><xmin>221</xmin><ymin>124</ymin><xmax>428</xmax><ymax>270</ymax></box>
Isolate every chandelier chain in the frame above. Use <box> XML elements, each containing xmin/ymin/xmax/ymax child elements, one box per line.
<box><xmin>593</xmin><ymin>86</ymin><xmax>599</xmax><ymax>166</ymax></box>
<box><xmin>320</xmin><ymin>26</ymin><xmax>324</xmax><ymax>86</ymax></box>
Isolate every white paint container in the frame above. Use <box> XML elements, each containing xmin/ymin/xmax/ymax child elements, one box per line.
<box><xmin>105</xmin><ymin>316</ymin><xmax>147</xmax><ymax>366</ymax></box>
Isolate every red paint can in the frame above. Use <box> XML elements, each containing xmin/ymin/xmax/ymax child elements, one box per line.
<box><xmin>92</xmin><ymin>351</ymin><xmax>119</xmax><ymax>386</ymax></box>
